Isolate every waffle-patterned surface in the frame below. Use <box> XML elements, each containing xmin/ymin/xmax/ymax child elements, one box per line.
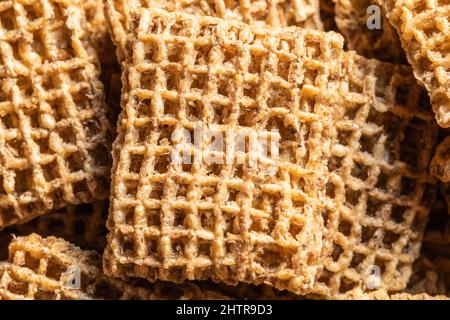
<box><xmin>0</xmin><ymin>234</ymin><xmax>230</xmax><ymax>300</ymax></box>
<box><xmin>105</xmin><ymin>8</ymin><xmax>345</xmax><ymax>294</ymax></box>
<box><xmin>310</xmin><ymin>52</ymin><xmax>438</xmax><ymax>297</ymax></box>
<box><xmin>105</xmin><ymin>0</ymin><xmax>324</xmax><ymax>62</ymax></box>
<box><xmin>375</xmin><ymin>0</ymin><xmax>450</xmax><ymax>128</ymax></box>
<box><xmin>334</xmin><ymin>0</ymin><xmax>405</xmax><ymax>63</ymax></box>
<box><xmin>431</xmin><ymin>137</ymin><xmax>450</xmax><ymax>183</ymax></box>
<box><xmin>2</xmin><ymin>201</ymin><xmax>109</xmax><ymax>252</ymax></box>
<box><xmin>0</xmin><ymin>0</ymin><xmax>112</xmax><ymax>227</ymax></box>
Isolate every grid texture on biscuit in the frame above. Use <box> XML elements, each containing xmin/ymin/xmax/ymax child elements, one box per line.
<box><xmin>105</xmin><ymin>0</ymin><xmax>324</xmax><ymax>63</ymax></box>
<box><xmin>0</xmin><ymin>0</ymin><xmax>112</xmax><ymax>227</ymax></box>
<box><xmin>334</xmin><ymin>0</ymin><xmax>405</xmax><ymax>63</ymax></box>
<box><xmin>310</xmin><ymin>52</ymin><xmax>438</xmax><ymax>297</ymax></box>
<box><xmin>3</xmin><ymin>201</ymin><xmax>109</xmax><ymax>252</ymax></box>
<box><xmin>375</xmin><ymin>0</ymin><xmax>450</xmax><ymax>127</ymax></box>
<box><xmin>431</xmin><ymin>137</ymin><xmax>450</xmax><ymax>183</ymax></box>
<box><xmin>105</xmin><ymin>8</ymin><xmax>344</xmax><ymax>294</ymax></box>
<box><xmin>0</xmin><ymin>234</ymin><xmax>230</xmax><ymax>300</ymax></box>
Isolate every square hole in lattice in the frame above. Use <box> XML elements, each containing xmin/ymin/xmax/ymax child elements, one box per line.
<box><xmin>258</xmin><ymin>191</ymin><xmax>281</xmax><ymax>214</ymax></box>
<box><xmin>165</xmin><ymin>68</ymin><xmax>180</xmax><ymax>91</ymax></box>
<box><xmin>0</xmin><ymin>8</ymin><xmax>15</xmax><ymax>30</ymax></box>
<box><xmin>361</xmin><ymin>226</ymin><xmax>378</xmax><ymax>244</ymax></box>
<box><xmin>52</xmin><ymin>26</ymin><xmax>74</xmax><ymax>60</ymax></box>
<box><xmin>182</xmin><ymin>160</ymin><xmax>193</xmax><ymax>173</ymax></box>
<box><xmin>200</xmin><ymin>184</ymin><xmax>217</xmax><ymax>201</ymax></box>
<box><xmin>331</xmin><ymin>244</ymin><xmax>344</xmax><ymax>262</ymax></box>
<box><xmin>304</xmin><ymin>68</ymin><xmax>320</xmax><ymax>86</ymax></box>
<box><xmin>118</xmin><ymin>232</ymin><xmax>135</xmax><ymax>256</ymax></box>
<box><xmin>147</xmin><ymin>237</ymin><xmax>160</xmax><ymax>260</ymax></box>
<box><xmin>338</xmin><ymin>219</ymin><xmax>352</xmax><ymax>237</ymax></box>
<box><xmin>194</xmin><ymin>44</ymin><xmax>212</xmax><ymax>65</ymax></box>
<box><xmin>40</xmin><ymin>72</ymin><xmax>57</xmax><ymax>92</ymax></box>
<box><xmin>137</xmin><ymin>123</ymin><xmax>153</xmax><ymax>143</ymax></box>
<box><xmin>69</xmin><ymin>68</ymin><xmax>85</xmax><ymax>84</ymax></box>
<box><xmin>250</xmin><ymin>216</ymin><xmax>275</xmax><ymax>234</ymax></box>
<box><xmin>140</xmin><ymin>69</ymin><xmax>156</xmax><ymax>89</ymax></box>
<box><xmin>186</xmin><ymin>100</ymin><xmax>202</xmax><ymax>121</ymax></box>
<box><xmin>125</xmin><ymin>179</ymin><xmax>139</xmax><ymax>197</ymax></box>
<box><xmin>344</xmin><ymin>187</ymin><xmax>360</xmax><ymax>207</ymax></box>
<box><xmin>223</xmin><ymin>48</ymin><xmax>236</xmax><ymax>66</ymax></box>
<box><xmin>146</xmin><ymin>208</ymin><xmax>161</xmax><ymax>227</ymax></box>
<box><xmin>238</xmin><ymin>108</ymin><xmax>258</xmax><ymax>127</ymax></box>
<box><xmin>277</xmin><ymin>58</ymin><xmax>293</xmax><ymax>82</ymax></box>
<box><xmin>6</xmin><ymin>279</ymin><xmax>29</xmax><ymax>296</ymax></box>
<box><xmin>249</xmin><ymin>52</ymin><xmax>264</xmax><ymax>74</ymax></box>
<box><xmin>157</xmin><ymin>125</ymin><xmax>174</xmax><ymax>145</ymax></box>
<box><xmin>66</xmin><ymin>152</ymin><xmax>83</xmax><ymax>173</ymax></box>
<box><xmin>173</xmin><ymin>208</ymin><xmax>186</xmax><ymax>228</ymax></box>
<box><xmin>82</xmin><ymin>118</ymin><xmax>102</xmax><ymax>139</ymax></box>
<box><xmin>224</xmin><ymin>212</ymin><xmax>240</xmax><ymax>235</ymax></box>
<box><xmin>23</xmin><ymin>252</ymin><xmax>40</xmax><ymax>272</ymax></box>
<box><xmin>360</xmin><ymin>133</ymin><xmax>379</xmax><ymax>154</ymax></box>
<box><xmin>57</xmin><ymin>125</ymin><xmax>76</xmax><ymax>144</ymax></box>
<box><xmin>47</xmin><ymin>98</ymin><xmax>67</xmax><ymax>122</ymax></box>
<box><xmin>243</xmin><ymin>81</ymin><xmax>258</xmax><ymax>100</ymax></box>
<box><xmin>118</xmin><ymin>206</ymin><xmax>134</xmax><ymax>225</ymax></box>
<box><xmin>176</xmin><ymin>183</ymin><xmax>189</xmax><ymax>198</ymax></box>
<box><xmin>225</xmin><ymin>239</ymin><xmax>243</xmax><ymax>256</ymax></box>
<box><xmin>390</xmin><ymin>204</ymin><xmax>408</xmax><ymax>224</ymax></box>
<box><xmin>15</xmin><ymin>169</ymin><xmax>33</xmax><ymax>194</ymax></box>
<box><xmin>375</xmin><ymin>172</ymin><xmax>390</xmax><ymax>191</ymax></box>
<box><xmin>137</xmin><ymin>99</ymin><xmax>152</xmax><ymax>118</ymax></box>
<box><xmin>72</xmin><ymin>179</ymin><xmax>89</xmax><ymax>197</ymax></box>
<box><xmin>46</xmin><ymin>259</ymin><xmax>66</xmax><ymax>281</ymax></box>
<box><xmin>46</xmin><ymin>187</ymin><xmax>65</xmax><ymax>208</ymax></box>
<box><xmin>190</xmin><ymin>73</ymin><xmax>207</xmax><ymax>91</ymax></box>
<box><xmin>216</xmin><ymin>77</ymin><xmax>230</xmax><ymax>98</ymax></box>
<box><xmin>17</xmin><ymin>76</ymin><xmax>33</xmax><ymax>98</ymax></box>
<box><xmin>205</xmin><ymin>163</ymin><xmax>222</xmax><ymax>177</ymax></box>
<box><xmin>267</xmin><ymin>85</ymin><xmax>292</xmax><ymax>109</ymax></box>
<box><xmin>351</xmin><ymin>161</ymin><xmax>369</xmax><ymax>181</ymax></box>
<box><xmin>255</xmin><ymin>247</ymin><xmax>288</xmax><ymax>272</ymax></box>
<box><xmin>349</xmin><ymin>252</ymin><xmax>366</xmax><ymax>269</ymax></box>
<box><xmin>129</xmin><ymin>153</ymin><xmax>144</xmax><ymax>174</ymax></box>
<box><xmin>72</xmin><ymin>88</ymin><xmax>91</xmax><ymax>112</ymax></box>
<box><xmin>227</xmin><ymin>187</ymin><xmax>240</xmax><ymax>203</ymax></box>
<box><xmin>339</xmin><ymin>277</ymin><xmax>357</xmax><ymax>294</ymax></box>
<box><xmin>171</xmin><ymin>237</ymin><xmax>187</xmax><ymax>258</ymax></box>
<box><xmin>1</xmin><ymin>112</ymin><xmax>17</xmax><ymax>129</ymax></box>
<box><xmin>210</xmin><ymin>103</ymin><xmax>230</xmax><ymax>124</ymax></box>
<box><xmin>163</xmin><ymin>98</ymin><xmax>178</xmax><ymax>117</ymax></box>
<box><xmin>198</xmin><ymin>209</ymin><xmax>214</xmax><ymax>231</ymax></box>
<box><xmin>149</xmin><ymin>182</ymin><xmax>164</xmax><ymax>199</ymax></box>
<box><xmin>42</xmin><ymin>160</ymin><xmax>59</xmax><ymax>182</ymax></box>
<box><xmin>197</xmin><ymin>240</ymin><xmax>212</xmax><ymax>257</ymax></box>
<box><xmin>6</xmin><ymin>138</ymin><xmax>26</xmax><ymax>159</ymax></box>
<box><xmin>382</xmin><ymin>230</ymin><xmax>400</xmax><ymax>249</ymax></box>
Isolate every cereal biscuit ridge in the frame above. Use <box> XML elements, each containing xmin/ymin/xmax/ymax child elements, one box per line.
<box><xmin>375</xmin><ymin>0</ymin><xmax>450</xmax><ymax>127</ymax></box>
<box><xmin>104</xmin><ymin>8</ymin><xmax>345</xmax><ymax>295</ymax></box>
<box><xmin>0</xmin><ymin>234</ymin><xmax>230</xmax><ymax>300</ymax></box>
<box><xmin>0</xmin><ymin>0</ymin><xmax>112</xmax><ymax>227</ymax></box>
<box><xmin>105</xmin><ymin>0</ymin><xmax>324</xmax><ymax>62</ymax></box>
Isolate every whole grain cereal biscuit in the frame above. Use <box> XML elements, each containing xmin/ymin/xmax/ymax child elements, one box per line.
<box><xmin>310</xmin><ymin>52</ymin><xmax>438</xmax><ymax>298</ymax></box>
<box><xmin>375</xmin><ymin>0</ymin><xmax>450</xmax><ymax>128</ymax></box>
<box><xmin>104</xmin><ymin>8</ymin><xmax>345</xmax><ymax>295</ymax></box>
<box><xmin>0</xmin><ymin>234</ymin><xmax>230</xmax><ymax>300</ymax></box>
<box><xmin>334</xmin><ymin>0</ymin><xmax>405</xmax><ymax>63</ymax></box>
<box><xmin>105</xmin><ymin>0</ymin><xmax>324</xmax><ymax>63</ymax></box>
<box><xmin>0</xmin><ymin>0</ymin><xmax>113</xmax><ymax>227</ymax></box>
